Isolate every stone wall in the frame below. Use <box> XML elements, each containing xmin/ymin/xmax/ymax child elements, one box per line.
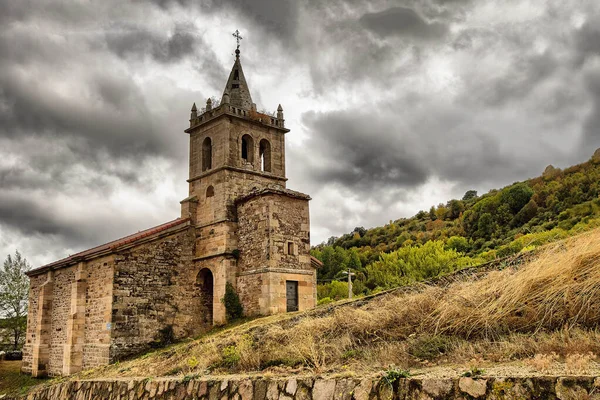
<box><xmin>21</xmin><ymin>273</ymin><xmax>50</xmax><ymax>375</ymax></box>
<box><xmin>19</xmin><ymin>375</ymin><xmax>600</xmax><ymax>400</ymax></box>
<box><xmin>22</xmin><ymin>256</ymin><xmax>114</xmax><ymax>377</ymax></box>
<box><xmin>47</xmin><ymin>267</ymin><xmax>75</xmax><ymax>374</ymax></box>
<box><xmin>236</xmin><ymin>193</ymin><xmax>315</xmax><ymax>315</ymax></box>
<box><xmin>82</xmin><ymin>256</ymin><xmax>114</xmax><ymax>371</ymax></box>
<box><xmin>111</xmin><ymin>227</ymin><xmax>196</xmax><ymax>361</ymax></box>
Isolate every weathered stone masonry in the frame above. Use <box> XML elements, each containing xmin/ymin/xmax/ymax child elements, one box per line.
<box><xmin>18</xmin><ymin>375</ymin><xmax>600</xmax><ymax>400</ymax></box>
<box><xmin>23</xmin><ymin>47</ymin><xmax>319</xmax><ymax>377</ymax></box>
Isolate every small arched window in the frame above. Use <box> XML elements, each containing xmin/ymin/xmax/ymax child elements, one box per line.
<box><xmin>259</xmin><ymin>139</ymin><xmax>271</xmax><ymax>172</ymax></box>
<box><xmin>202</xmin><ymin>137</ymin><xmax>212</xmax><ymax>171</ymax></box>
<box><xmin>241</xmin><ymin>134</ymin><xmax>254</xmax><ymax>163</ymax></box>
<box><xmin>206</xmin><ymin>185</ymin><xmax>214</xmax><ymax>198</ymax></box>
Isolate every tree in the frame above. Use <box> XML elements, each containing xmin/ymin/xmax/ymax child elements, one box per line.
<box><xmin>0</xmin><ymin>251</ymin><xmax>30</xmax><ymax>350</ymax></box>
<box><xmin>446</xmin><ymin>236</ymin><xmax>470</xmax><ymax>253</ymax></box>
<box><xmin>477</xmin><ymin>213</ymin><xmax>494</xmax><ymax>239</ymax></box>
<box><xmin>352</xmin><ymin>227</ymin><xmax>367</xmax><ymax>237</ymax></box>
<box><xmin>500</xmin><ymin>183</ymin><xmax>534</xmax><ymax>214</ymax></box>
<box><xmin>429</xmin><ymin>206</ymin><xmax>437</xmax><ymax>221</ymax></box>
<box><xmin>447</xmin><ymin>199</ymin><xmax>465</xmax><ymax>220</ymax></box>
<box><xmin>462</xmin><ymin>190</ymin><xmax>478</xmax><ymax>201</ymax></box>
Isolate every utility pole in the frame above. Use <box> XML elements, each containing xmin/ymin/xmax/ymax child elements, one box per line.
<box><xmin>342</xmin><ymin>268</ymin><xmax>355</xmax><ymax>299</ymax></box>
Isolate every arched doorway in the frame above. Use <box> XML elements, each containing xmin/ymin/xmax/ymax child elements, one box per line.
<box><xmin>196</xmin><ymin>268</ymin><xmax>214</xmax><ymax>326</ymax></box>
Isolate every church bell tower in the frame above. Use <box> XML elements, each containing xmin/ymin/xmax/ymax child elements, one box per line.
<box><xmin>180</xmin><ymin>36</ymin><xmax>316</xmax><ymax>323</ymax></box>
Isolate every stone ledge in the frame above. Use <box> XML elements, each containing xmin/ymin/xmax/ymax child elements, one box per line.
<box><xmin>237</xmin><ymin>268</ymin><xmax>315</xmax><ymax>277</ymax></box>
<box><xmin>16</xmin><ymin>375</ymin><xmax>600</xmax><ymax>400</ymax></box>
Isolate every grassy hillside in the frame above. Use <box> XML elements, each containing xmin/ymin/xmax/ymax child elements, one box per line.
<box><xmin>313</xmin><ymin>153</ymin><xmax>600</xmax><ymax>299</ymax></box>
<box><xmin>64</xmin><ymin>229</ymin><xmax>600</xmax><ymax>380</ymax></box>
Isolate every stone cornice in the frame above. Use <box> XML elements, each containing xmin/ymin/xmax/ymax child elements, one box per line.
<box><xmin>187</xmin><ymin>165</ymin><xmax>287</xmax><ymax>183</ymax></box>
<box><xmin>237</xmin><ymin>267</ymin><xmax>314</xmax><ymax>277</ymax></box>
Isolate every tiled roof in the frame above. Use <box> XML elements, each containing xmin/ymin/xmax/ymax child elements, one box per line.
<box><xmin>27</xmin><ymin>218</ymin><xmax>190</xmax><ymax>276</ymax></box>
<box><xmin>311</xmin><ymin>256</ymin><xmax>323</xmax><ymax>269</ymax></box>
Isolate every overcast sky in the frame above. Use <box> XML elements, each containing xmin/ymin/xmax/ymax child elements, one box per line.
<box><xmin>1</xmin><ymin>0</ymin><xmax>600</xmax><ymax>267</ymax></box>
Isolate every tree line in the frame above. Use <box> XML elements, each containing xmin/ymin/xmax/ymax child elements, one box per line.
<box><xmin>313</xmin><ymin>154</ymin><xmax>600</xmax><ymax>300</ymax></box>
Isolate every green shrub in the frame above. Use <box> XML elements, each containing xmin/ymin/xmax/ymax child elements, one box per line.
<box><xmin>221</xmin><ymin>345</ymin><xmax>241</xmax><ymax>368</ymax></box>
<box><xmin>384</xmin><ymin>367</ymin><xmax>411</xmax><ymax>383</ymax></box>
<box><xmin>462</xmin><ymin>366</ymin><xmax>485</xmax><ymax>377</ymax></box>
<box><xmin>317</xmin><ymin>297</ymin><xmax>334</xmax><ymax>306</ymax></box>
<box><xmin>259</xmin><ymin>358</ymin><xmax>303</xmax><ymax>370</ymax></box>
<box><xmin>407</xmin><ymin>335</ymin><xmax>454</xmax><ymax>360</ymax></box>
<box><xmin>222</xmin><ymin>282</ymin><xmax>244</xmax><ymax>321</ymax></box>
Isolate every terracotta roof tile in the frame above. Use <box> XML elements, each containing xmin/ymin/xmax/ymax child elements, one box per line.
<box><xmin>28</xmin><ymin>218</ymin><xmax>190</xmax><ymax>276</ymax></box>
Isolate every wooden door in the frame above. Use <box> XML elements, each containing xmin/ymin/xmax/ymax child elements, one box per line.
<box><xmin>286</xmin><ymin>281</ymin><xmax>298</xmax><ymax>312</ymax></box>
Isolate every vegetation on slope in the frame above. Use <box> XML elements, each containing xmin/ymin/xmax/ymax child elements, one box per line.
<box><xmin>74</xmin><ymin>228</ymin><xmax>600</xmax><ymax>379</ymax></box>
<box><xmin>313</xmin><ymin>154</ymin><xmax>600</xmax><ymax>299</ymax></box>
<box><xmin>0</xmin><ymin>360</ymin><xmax>44</xmax><ymax>397</ymax></box>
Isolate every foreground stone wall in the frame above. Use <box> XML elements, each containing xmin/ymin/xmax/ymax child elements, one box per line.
<box><xmin>19</xmin><ymin>375</ymin><xmax>600</xmax><ymax>400</ymax></box>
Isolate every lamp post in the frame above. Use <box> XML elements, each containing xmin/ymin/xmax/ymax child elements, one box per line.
<box><xmin>342</xmin><ymin>269</ymin><xmax>355</xmax><ymax>299</ymax></box>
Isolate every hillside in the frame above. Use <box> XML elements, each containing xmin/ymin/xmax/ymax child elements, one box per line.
<box><xmin>49</xmin><ymin>229</ymin><xmax>600</xmax><ymax>383</ymax></box>
<box><xmin>313</xmin><ymin>151</ymin><xmax>600</xmax><ymax>299</ymax></box>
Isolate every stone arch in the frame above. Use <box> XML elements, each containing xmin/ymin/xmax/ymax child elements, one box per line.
<box><xmin>202</xmin><ymin>137</ymin><xmax>212</xmax><ymax>171</ymax></box>
<box><xmin>206</xmin><ymin>185</ymin><xmax>214</xmax><ymax>198</ymax></box>
<box><xmin>259</xmin><ymin>139</ymin><xmax>271</xmax><ymax>172</ymax></box>
<box><xmin>241</xmin><ymin>134</ymin><xmax>254</xmax><ymax>164</ymax></box>
<box><xmin>196</xmin><ymin>268</ymin><xmax>214</xmax><ymax>326</ymax></box>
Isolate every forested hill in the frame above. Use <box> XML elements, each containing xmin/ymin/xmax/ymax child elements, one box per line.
<box><xmin>312</xmin><ymin>150</ymin><xmax>600</xmax><ymax>300</ymax></box>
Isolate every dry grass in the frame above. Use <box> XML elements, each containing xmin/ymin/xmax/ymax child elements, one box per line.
<box><xmin>76</xmin><ymin>229</ymin><xmax>600</xmax><ymax>379</ymax></box>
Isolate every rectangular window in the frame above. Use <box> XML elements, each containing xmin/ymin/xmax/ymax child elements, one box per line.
<box><xmin>287</xmin><ymin>242</ymin><xmax>294</xmax><ymax>255</ymax></box>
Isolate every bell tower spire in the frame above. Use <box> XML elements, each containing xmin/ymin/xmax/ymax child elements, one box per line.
<box><xmin>222</xmin><ymin>30</ymin><xmax>254</xmax><ymax>110</ymax></box>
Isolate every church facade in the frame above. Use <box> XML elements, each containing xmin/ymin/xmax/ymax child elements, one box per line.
<box><xmin>22</xmin><ymin>48</ymin><xmax>319</xmax><ymax>377</ymax></box>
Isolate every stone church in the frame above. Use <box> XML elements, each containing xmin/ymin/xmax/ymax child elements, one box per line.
<box><xmin>22</xmin><ymin>47</ymin><xmax>319</xmax><ymax>377</ymax></box>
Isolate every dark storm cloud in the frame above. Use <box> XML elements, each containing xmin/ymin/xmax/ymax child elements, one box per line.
<box><xmin>575</xmin><ymin>19</ymin><xmax>600</xmax><ymax>64</ymax></box>
<box><xmin>212</xmin><ymin>0</ymin><xmax>298</xmax><ymax>41</ymax></box>
<box><xmin>147</xmin><ymin>0</ymin><xmax>299</xmax><ymax>44</ymax></box>
<box><xmin>302</xmin><ymin>110</ymin><xmax>429</xmax><ymax>190</ymax></box>
<box><xmin>0</xmin><ymin>69</ymin><xmax>160</xmax><ymax>156</ymax></box>
<box><xmin>104</xmin><ymin>25</ymin><xmax>197</xmax><ymax>64</ymax></box>
<box><xmin>465</xmin><ymin>50</ymin><xmax>560</xmax><ymax>107</ymax></box>
<box><xmin>359</xmin><ymin>7</ymin><xmax>448</xmax><ymax>40</ymax></box>
<box><xmin>0</xmin><ymin>194</ymin><xmax>77</xmax><ymax>237</ymax></box>
<box><xmin>581</xmin><ymin>70</ymin><xmax>600</xmax><ymax>150</ymax></box>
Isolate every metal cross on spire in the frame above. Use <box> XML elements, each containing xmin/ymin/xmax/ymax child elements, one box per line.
<box><xmin>232</xmin><ymin>29</ymin><xmax>243</xmax><ymax>50</ymax></box>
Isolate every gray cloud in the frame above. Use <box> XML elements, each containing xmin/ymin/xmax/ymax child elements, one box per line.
<box><xmin>1</xmin><ymin>0</ymin><xmax>600</xmax><ymax>262</ymax></box>
<box><xmin>302</xmin><ymin>110</ymin><xmax>428</xmax><ymax>190</ymax></box>
<box><xmin>104</xmin><ymin>25</ymin><xmax>197</xmax><ymax>64</ymax></box>
<box><xmin>575</xmin><ymin>19</ymin><xmax>600</xmax><ymax>65</ymax></box>
<box><xmin>147</xmin><ymin>0</ymin><xmax>299</xmax><ymax>45</ymax></box>
<box><xmin>581</xmin><ymin>70</ymin><xmax>600</xmax><ymax>151</ymax></box>
<box><xmin>0</xmin><ymin>194</ymin><xmax>77</xmax><ymax>238</ymax></box>
<box><xmin>359</xmin><ymin>7</ymin><xmax>448</xmax><ymax>40</ymax></box>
